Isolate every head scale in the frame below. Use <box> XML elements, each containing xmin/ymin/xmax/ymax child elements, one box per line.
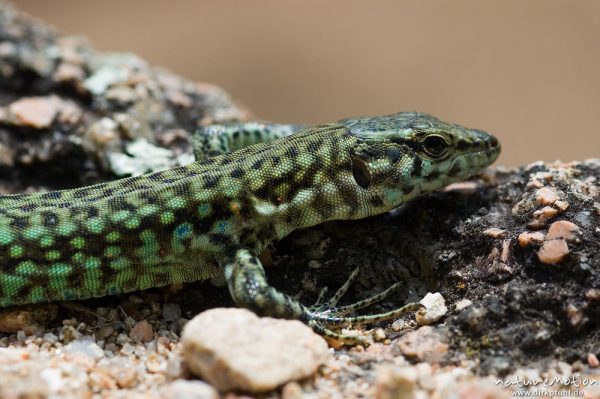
<box><xmin>341</xmin><ymin>112</ymin><xmax>500</xmax><ymax>211</ymax></box>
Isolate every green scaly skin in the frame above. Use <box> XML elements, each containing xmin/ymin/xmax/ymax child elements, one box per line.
<box><xmin>0</xmin><ymin>112</ymin><xmax>500</xmax><ymax>342</ymax></box>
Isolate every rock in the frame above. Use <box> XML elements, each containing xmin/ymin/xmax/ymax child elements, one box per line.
<box><xmin>554</xmin><ymin>200</ymin><xmax>569</xmax><ymax>211</ymax></box>
<box><xmin>483</xmin><ymin>228</ymin><xmax>506</xmax><ymax>238</ymax></box>
<box><xmin>180</xmin><ymin>308</ymin><xmax>329</xmax><ymax>392</ymax></box>
<box><xmin>396</xmin><ymin>326</ymin><xmax>448</xmax><ymax>363</ymax></box>
<box><xmin>416</xmin><ymin>292</ymin><xmax>447</xmax><ymax>325</ymax></box>
<box><xmin>374</xmin><ymin>365</ymin><xmax>417</xmax><ymax>399</ymax></box>
<box><xmin>63</xmin><ymin>336</ymin><xmax>104</xmax><ymax>361</ymax></box>
<box><xmin>129</xmin><ymin>320</ymin><xmax>153</xmax><ymax>343</ymax></box>
<box><xmin>588</xmin><ymin>353</ymin><xmax>599</xmax><ymax>368</ymax></box>
<box><xmin>455</xmin><ymin>299</ymin><xmax>473</xmax><ymax>312</ymax></box>
<box><xmin>161</xmin><ymin>379</ymin><xmax>219</xmax><ymax>399</ymax></box>
<box><xmin>281</xmin><ymin>381</ymin><xmax>305</xmax><ymax>399</ymax></box>
<box><xmin>373</xmin><ymin>328</ymin><xmax>387</xmax><ymax>342</ymax></box>
<box><xmin>537</xmin><ymin>239</ymin><xmax>570</xmax><ymax>264</ymax></box>
<box><xmin>530</xmin><ymin>206</ymin><xmax>559</xmax><ymax>226</ymax></box>
<box><xmin>7</xmin><ymin>96</ymin><xmax>60</xmax><ymax>129</ymax></box>
<box><xmin>86</xmin><ymin>117</ymin><xmax>120</xmax><ymax>147</ymax></box>
<box><xmin>109</xmin><ymin>366</ymin><xmax>138</xmax><ymax>389</ymax></box>
<box><xmin>535</xmin><ymin>187</ymin><xmax>559</xmax><ymax>205</ymax></box>
<box><xmin>518</xmin><ymin>231</ymin><xmax>545</xmax><ymax>247</ymax></box>
<box><xmin>162</xmin><ymin>303</ymin><xmax>182</xmax><ymax>322</ymax></box>
<box><xmin>545</xmin><ymin>220</ymin><xmax>579</xmax><ymax>241</ymax></box>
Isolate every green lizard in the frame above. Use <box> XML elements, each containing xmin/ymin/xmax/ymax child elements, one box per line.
<box><xmin>0</xmin><ymin>112</ymin><xmax>500</xmax><ymax>342</ymax></box>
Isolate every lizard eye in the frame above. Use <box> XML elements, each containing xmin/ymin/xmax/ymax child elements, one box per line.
<box><xmin>422</xmin><ymin>135</ymin><xmax>449</xmax><ymax>158</ymax></box>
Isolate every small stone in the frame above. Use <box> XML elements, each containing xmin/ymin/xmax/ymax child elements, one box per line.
<box><xmin>545</xmin><ymin>220</ymin><xmax>579</xmax><ymax>241</ymax></box>
<box><xmin>129</xmin><ymin>320</ymin><xmax>153</xmax><ymax>343</ymax></box>
<box><xmin>416</xmin><ymin>292</ymin><xmax>447</xmax><ymax>325</ymax></box>
<box><xmin>454</xmin><ymin>299</ymin><xmax>473</xmax><ymax>312</ymax></box>
<box><xmin>8</xmin><ymin>96</ymin><xmax>59</xmax><ymax>129</ymax></box>
<box><xmin>162</xmin><ymin>303</ymin><xmax>182</xmax><ymax>322</ymax></box>
<box><xmin>64</xmin><ymin>337</ymin><xmax>104</xmax><ymax>360</ymax></box>
<box><xmin>483</xmin><ymin>228</ymin><xmax>506</xmax><ymax>238</ymax></box>
<box><xmin>554</xmin><ymin>200</ymin><xmax>569</xmax><ymax>211</ymax></box>
<box><xmin>374</xmin><ymin>365</ymin><xmax>417</xmax><ymax>399</ymax></box>
<box><xmin>566</xmin><ymin>304</ymin><xmax>584</xmax><ymax>328</ymax></box>
<box><xmin>161</xmin><ymin>379</ymin><xmax>219</xmax><ymax>399</ymax></box>
<box><xmin>109</xmin><ymin>366</ymin><xmax>138</xmax><ymax>388</ymax></box>
<box><xmin>54</xmin><ymin>62</ymin><xmax>85</xmax><ymax>82</ymax></box>
<box><xmin>373</xmin><ymin>328</ymin><xmax>387</xmax><ymax>342</ymax></box>
<box><xmin>443</xmin><ymin>181</ymin><xmax>479</xmax><ymax>193</ymax></box>
<box><xmin>43</xmin><ymin>332</ymin><xmax>58</xmax><ymax>343</ymax></box>
<box><xmin>120</xmin><ymin>343</ymin><xmax>135</xmax><ymax>356</ymax></box>
<box><xmin>532</xmin><ymin>206</ymin><xmax>559</xmax><ymax>224</ymax></box>
<box><xmin>56</xmin><ymin>100</ymin><xmax>82</xmax><ymax>125</ymax></box>
<box><xmin>281</xmin><ymin>381</ymin><xmax>304</xmax><ymax>399</ymax></box>
<box><xmin>537</xmin><ymin>239</ymin><xmax>570</xmax><ymax>264</ymax></box>
<box><xmin>87</xmin><ymin>117</ymin><xmax>119</xmax><ymax>146</ymax></box>
<box><xmin>535</xmin><ymin>187</ymin><xmax>559</xmax><ymax>205</ymax></box>
<box><xmin>181</xmin><ymin>308</ymin><xmax>329</xmax><ymax>392</ymax></box>
<box><xmin>97</xmin><ymin>325</ymin><xmax>114</xmax><ymax>340</ymax></box>
<box><xmin>105</xmin><ymin>85</ymin><xmax>138</xmax><ymax>104</ymax></box>
<box><xmin>586</xmin><ymin>289</ymin><xmax>600</xmax><ymax>301</ymax></box>
<box><xmin>518</xmin><ymin>231</ymin><xmax>545</xmax><ymax>247</ymax></box>
<box><xmin>396</xmin><ymin>326</ymin><xmax>448</xmax><ymax>363</ymax></box>
<box><xmin>146</xmin><ymin>357</ymin><xmax>167</xmax><ymax>374</ymax></box>
<box><xmin>588</xmin><ymin>353</ymin><xmax>599</xmax><ymax>368</ymax></box>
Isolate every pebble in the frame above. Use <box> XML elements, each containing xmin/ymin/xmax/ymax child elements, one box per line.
<box><xmin>374</xmin><ymin>365</ymin><xmax>417</xmax><ymax>399</ymax></box>
<box><xmin>396</xmin><ymin>326</ymin><xmax>449</xmax><ymax>363</ymax></box>
<box><xmin>518</xmin><ymin>231</ymin><xmax>545</xmax><ymax>247</ymax></box>
<box><xmin>63</xmin><ymin>337</ymin><xmax>104</xmax><ymax>361</ymax></box>
<box><xmin>588</xmin><ymin>353</ymin><xmax>599</xmax><ymax>368</ymax></box>
<box><xmin>531</xmin><ymin>206</ymin><xmax>559</xmax><ymax>226</ymax></box>
<box><xmin>109</xmin><ymin>366</ymin><xmax>138</xmax><ymax>388</ymax></box>
<box><xmin>181</xmin><ymin>308</ymin><xmax>329</xmax><ymax>392</ymax></box>
<box><xmin>161</xmin><ymin>379</ymin><xmax>219</xmax><ymax>399</ymax></box>
<box><xmin>281</xmin><ymin>381</ymin><xmax>305</xmax><ymax>399</ymax></box>
<box><xmin>53</xmin><ymin>62</ymin><xmax>85</xmax><ymax>82</ymax></box>
<box><xmin>455</xmin><ymin>299</ymin><xmax>473</xmax><ymax>312</ymax></box>
<box><xmin>7</xmin><ymin>96</ymin><xmax>59</xmax><ymax>129</ymax></box>
<box><xmin>130</xmin><ymin>320</ymin><xmax>153</xmax><ymax>343</ymax></box>
<box><xmin>162</xmin><ymin>303</ymin><xmax>182</xmax><ymax>322</ymax></box>
<box><xmin>537</xmin><ymin>239</ymin><xmax>570</xmax><ymax>264</ymax></box>
<box><xmin>565</xmin><ymin>304</ymin><xmax>584</xmax><ymax>328</ymax></box>
<box><xmin>554</xmin><ymin>200</ymin><xmax>569</xmax><ymax>211</ymax></box>
<box><xmin>586</xmin><ymin>289</ymin><xmax>600</xmax><ymax>300</ymax></box>
<box><xmin>416</xmin><ymin>292</ymin><xmax>448</xmax><ymax>325</ymax></box>
<box><xmin>483</xmin><ymin>228</ymin><xmax>506</xmax><ymax>238</ymax></box>
<box><xmin>373</xmin><ymin>328</ymin><xmax>387</xmax><ymax>342</ymax></box>
<box><xmin>535</xmin><ymin>187</ymin><xmax>559</xmax><ymax>205</ymax></box>
<box><xmin>97</xmin><ymin>325</ymin><xmax>114</xmax><ymax>340</ymax></box>
<box><xmin>86</xmin><ymin>117</ymin><xmax>119</xmax><ymax>147</ymax></box>
<box><xmin>120</xmin><ymin>343</ymin><xmax>136</xmax><ymax>356</ymax></box>
<box><xmin>545</xmin><ymin>220</ymin><xmax>579</xmax><ymax>241</ymax></box>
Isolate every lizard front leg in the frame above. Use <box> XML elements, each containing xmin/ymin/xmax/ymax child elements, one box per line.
<box><xmin>224</xmin><ymin>248</ymin><xmax>422</xmax><ymax>344</ymax></box>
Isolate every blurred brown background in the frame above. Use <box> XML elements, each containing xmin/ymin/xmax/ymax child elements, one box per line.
<box><xmin>14</xmin><ymin>0</ymin><xmax>600</xmax><ymax>166</ymax></box>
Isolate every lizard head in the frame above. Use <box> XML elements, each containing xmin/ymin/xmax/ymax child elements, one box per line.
<box><xmin>341</xmin><ymin>112</ymin><xmax>501</xmax><ymax>211</ymax></box>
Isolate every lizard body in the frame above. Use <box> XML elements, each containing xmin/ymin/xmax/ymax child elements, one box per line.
<box><xmin>0</xmin><ymin>112</ymin><xmax>500</xmax><ymax>341</ymax></box>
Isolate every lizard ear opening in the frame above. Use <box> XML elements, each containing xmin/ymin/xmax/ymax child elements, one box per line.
<box><xmin>352</xmin><ymin>156</ymin><xmax>371</xmax><ymax>189</ymax></box>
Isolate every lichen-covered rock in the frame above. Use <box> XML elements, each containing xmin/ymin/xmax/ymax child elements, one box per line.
<box><xmin>0</xmin><ymin>1</ymin><xmax>248</xmax><ymax>192</ymax></box>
